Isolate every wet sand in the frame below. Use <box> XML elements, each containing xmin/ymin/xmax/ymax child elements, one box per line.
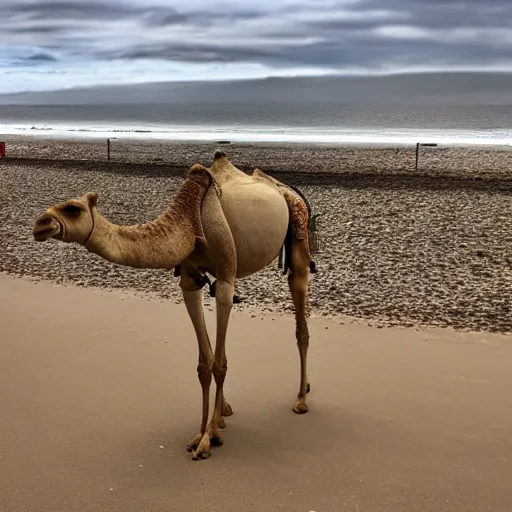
<box><xmin>1</xmin><ymin>275</ymin><xmax>511</xmax><ymax>512</ymax></box>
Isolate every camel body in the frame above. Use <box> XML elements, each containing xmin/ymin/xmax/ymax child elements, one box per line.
<box><xmin>32</xmin><ymin>151</ymin><xmax>312</xmax><ymax>461</ymax></box>
<box><xmin>183</xmin><ymin>155</ymin><xmax>290</xmax><ymax>279</ymax></box>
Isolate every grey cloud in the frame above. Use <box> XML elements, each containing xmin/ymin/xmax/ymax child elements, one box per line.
<box><xmin>143</xmin><ymin>8</ymin><xmax>267</xmax><ymax>28</ymax></box>
<box><xmin>26</xmin><ymin>52</ymin><xmax>57</xmax><ymax>62</ymax></box>
<box><xmin>4</xmin><ymin>1</ymin><xmax>265</xmax><ymax>27</ymax></box>
<box><xmin>361</xmin><ymin>0</ymin><xmax>512</xmax><ymax>29</ymax></box>
<box><xmin>14</xmin><ymin>26</ymin><xmax>63</xmax><ymax>34</ymax></box>
<box><xmin>2</xmin><ymin>0</ymin><xmax>512</xmax><ymax>74</ymax></box>
<box><xmin>107</xmin><ymin>44</ymin><xmax>227</xmax><ymax>63</ymax></box>
<box><xmin>142</xmin><ymin>10</ymin><xmax>191</xmax><ymax>27</ymax></box>
<box><xmin>6</xmin><ymin>1</ymin><xmax>146</xmax><ymax>22</ymax></box>
<box><xmin>4</xmin><ymin>51</ymin><xmax>58</xmax><ymax>68</ymax></box>
<box><xmin>103</xmin><ymin>36</ymin><xmax>511</xmax><ymax>71</ymax></box>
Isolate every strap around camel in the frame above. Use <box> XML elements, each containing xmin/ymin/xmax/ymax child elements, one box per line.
<box><xmin>251</xmin><ymin>169</ymin><xmax>319</xmax><ymax>274</ymax></box>
<box><xmin>252</xmin><ymin>169</ymin><xmax>309</xmax><ymax>241</ymax></box>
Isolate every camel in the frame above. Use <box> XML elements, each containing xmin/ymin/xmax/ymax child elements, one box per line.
<box><xmin>32</xmin><ymin>150</ymin><xmax>315</xmax><ymax>461</ymax></box>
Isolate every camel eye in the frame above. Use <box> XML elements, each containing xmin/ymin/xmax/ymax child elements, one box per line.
<box><xmin>62</xmin><ymin>204</ymin><xmax>83</xmax><ymax>215</ymax></box>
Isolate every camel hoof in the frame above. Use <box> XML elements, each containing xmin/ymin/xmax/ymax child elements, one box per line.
<box><xmin>222</xmin><ymin>402</ymin><xmax>234</xmax><ymax>417</ymax></box>
<box><xmin>190</xmin><ymin>433</ymin><xmax>211</xmax><ymax>460</ymax></box>
<box><xmin>293</xmin><ymin>399</ymin><xmax>309</xmax><ymax>414</ymax></box>
<box><xmin>210</xmin><ymin>433</ymin><xmax>224</xmax><ymax>447</ymax></box>
<box><xmin>186</xmin><ymin>434</ymin><xmax>201</xmax><ymax>452</ymax></box>
<box><xmin>192</xmin><ymin>450</ymin><xmax>211</xmax><ymax>461</ymax></box>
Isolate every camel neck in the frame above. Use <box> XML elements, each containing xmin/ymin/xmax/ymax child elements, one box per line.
<box><xmin>84</xmin><ymin>178</ymin><xmax>208</xmax><ymax>269</ymax></box>
<box><xmin>85</xmin><ymin>212</ymin><xmax>193</xmax><ymax>268</ymax></box>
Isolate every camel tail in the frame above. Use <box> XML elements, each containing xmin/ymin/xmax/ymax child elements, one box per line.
<box><xmin>279</xmin><ymin>223</ymin><xmax>293</xmax><ymax>274</ymax></box>
<box><xmin>278</xmin><ymin>185</ymin><xmax>317</xmax><ymax>275</ymax></box>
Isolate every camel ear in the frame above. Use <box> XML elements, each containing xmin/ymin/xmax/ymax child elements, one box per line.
<box><xmin>86</xmin><ymin>192</ymin><xmax>98</xmax><ymax>208</ymax></box>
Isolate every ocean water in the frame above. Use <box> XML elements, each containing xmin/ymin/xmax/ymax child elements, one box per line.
<box><xmin>1</xmin><ymin>74</ymin><xmax>512</xmax><ymax>145</ymax></box>
<box><xmin>1</xmin><ymin>103</ymin><xmax>511</xmax><ymax>145</ymax></box>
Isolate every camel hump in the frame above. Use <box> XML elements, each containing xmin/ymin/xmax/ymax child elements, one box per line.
<box><xmin>186</xmin><ymin>163</ymin><xmax>222</xmax><ymax>197</ymax></box>
<box><xmin>213</xmin><ymin>149</ymin><xmax>227</xmax><ymax>160</ymax></box>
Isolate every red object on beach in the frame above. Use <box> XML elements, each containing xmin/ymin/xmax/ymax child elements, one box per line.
<box><xmin>0</xmin><ymin>142</ymin><xmax>5</xmax><ymax>157</ymax></box>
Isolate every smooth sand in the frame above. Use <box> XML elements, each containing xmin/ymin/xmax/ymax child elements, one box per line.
<box><xmin>1</xmin><ymin>275</ymin><xmax>511</xmax><ymax>511</ymax></box>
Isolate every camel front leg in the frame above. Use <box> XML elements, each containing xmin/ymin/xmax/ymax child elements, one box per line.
<box><xmin>180</xmin><ymin>275</ymin><xmax>215</xmax><ymax>459</ymax></box>
<box><xmin>288</xmin><ymin>239</ymin><xmax>311</xmax><ymax>414</ymax></box>
<box><xmin>206</xmin><ymin>278</ymin><xmax>235</xmax><ymax>448</ymax></box>
<box><xmin>190</xmin><ymin>182</ymin><xmax>237</xmax><ymax>459</ymax></box>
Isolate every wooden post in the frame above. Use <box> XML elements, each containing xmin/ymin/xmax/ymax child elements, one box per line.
<box><xmin>107</xmin><ymin>137</ymin><xmax>116</xmax><ymax>161</ymax></box>
<box><xmin>415</xmin><ymin>142</ymin><xmax>438</xmax><ymax>170</ymax></box>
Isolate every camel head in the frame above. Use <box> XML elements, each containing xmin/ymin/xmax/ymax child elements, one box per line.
<box><xmin>33</xmin><ymin>192</ymin><xmax>98</xmax><ymax>244</ymax></box>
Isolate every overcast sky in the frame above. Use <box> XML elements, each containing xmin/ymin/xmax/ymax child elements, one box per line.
<box><xmin>1</xmin><ymin>0</ymin><xmax>511</xmax><ymax>93</ymax></box>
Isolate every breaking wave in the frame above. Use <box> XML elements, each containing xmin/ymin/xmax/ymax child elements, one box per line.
<box><xmin>2</xmin><ymin>122</ymin><xmax>512</xmax><ymax>146</ymax></box>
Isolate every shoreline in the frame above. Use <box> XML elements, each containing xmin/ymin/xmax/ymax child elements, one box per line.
<box><xmin>2</xmin><ymin>271</ymin><xmax>510</xmax><ymax>339</ymax></box>
<box><xmin>0</xmin><ymin>271</ymin><xmax>386</xmax><ymax>332</ymax></box>
<box><xmin>3</xmin><ymin>132</ymin><xmax>512</xmax><ymax>151</ymax></box>
<box><xmin>6</xmin><ymin>271</ymin><xmax>510</xmax><ymax>338</ymax></box>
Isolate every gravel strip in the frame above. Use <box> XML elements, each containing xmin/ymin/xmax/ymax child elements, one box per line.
<box><xmin>1</xmin><ymin>141</ymin><xmax>511</xmax><ymax>333</ymax></box>
<box><xmin>5</xmin><ymin>136</ymin><xmax>512</xmax><ymax>179</ymax></box>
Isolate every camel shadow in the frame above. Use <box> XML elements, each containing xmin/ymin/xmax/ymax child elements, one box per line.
<box><xmin>119</xmin><ymin>397</ymin><xmax>396</xmax><ymax>478</ymax></box>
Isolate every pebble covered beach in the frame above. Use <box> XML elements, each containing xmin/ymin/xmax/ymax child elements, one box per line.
<box><xmin>1</xmin><ymin>137</ymin><xmax>511</xmax><ymax>332</ymax></box>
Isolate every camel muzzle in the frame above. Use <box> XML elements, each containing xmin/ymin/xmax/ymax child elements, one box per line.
<box><xmin>33</xmin><ymin>214</ymin><xmax>61</xmax><ymax>242</ymax></box>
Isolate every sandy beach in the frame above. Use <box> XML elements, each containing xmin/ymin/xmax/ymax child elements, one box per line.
<box><xmin>1</xmin><ymin>137</ymin><xmax>511</xmax><ymax>332</ymax></box>
<box><xmin>1</xmin><ymin>274</ymin><xmax>512</xmax><ymax>512</ymax></box>
<box><xmin>2</xmin><ymin>0</ymin><xmax>512</xmax><ymax>508</ymax></box>
<box><xmin>1</xmin><ymin>137</ymin><xmax>512</xmax><ymax>511</ymax></box>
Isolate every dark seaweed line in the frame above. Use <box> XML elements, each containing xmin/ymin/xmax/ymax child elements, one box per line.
<box><xmin>2</xmin><ymin>156</ymin><xmax>512</xmax><ymax>193</ymax></box>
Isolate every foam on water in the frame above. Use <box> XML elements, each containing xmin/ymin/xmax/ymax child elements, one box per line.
<box><xmin>2</xmin><ymin>122</ymin><xmax>511</xmax><ymax>146</ymax></box>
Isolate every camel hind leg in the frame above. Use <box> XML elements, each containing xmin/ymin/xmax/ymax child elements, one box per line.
<box><xmin>288</xmin><ymin>237</ymin><xmax>311</xmax><ymax>414</ymax></box>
